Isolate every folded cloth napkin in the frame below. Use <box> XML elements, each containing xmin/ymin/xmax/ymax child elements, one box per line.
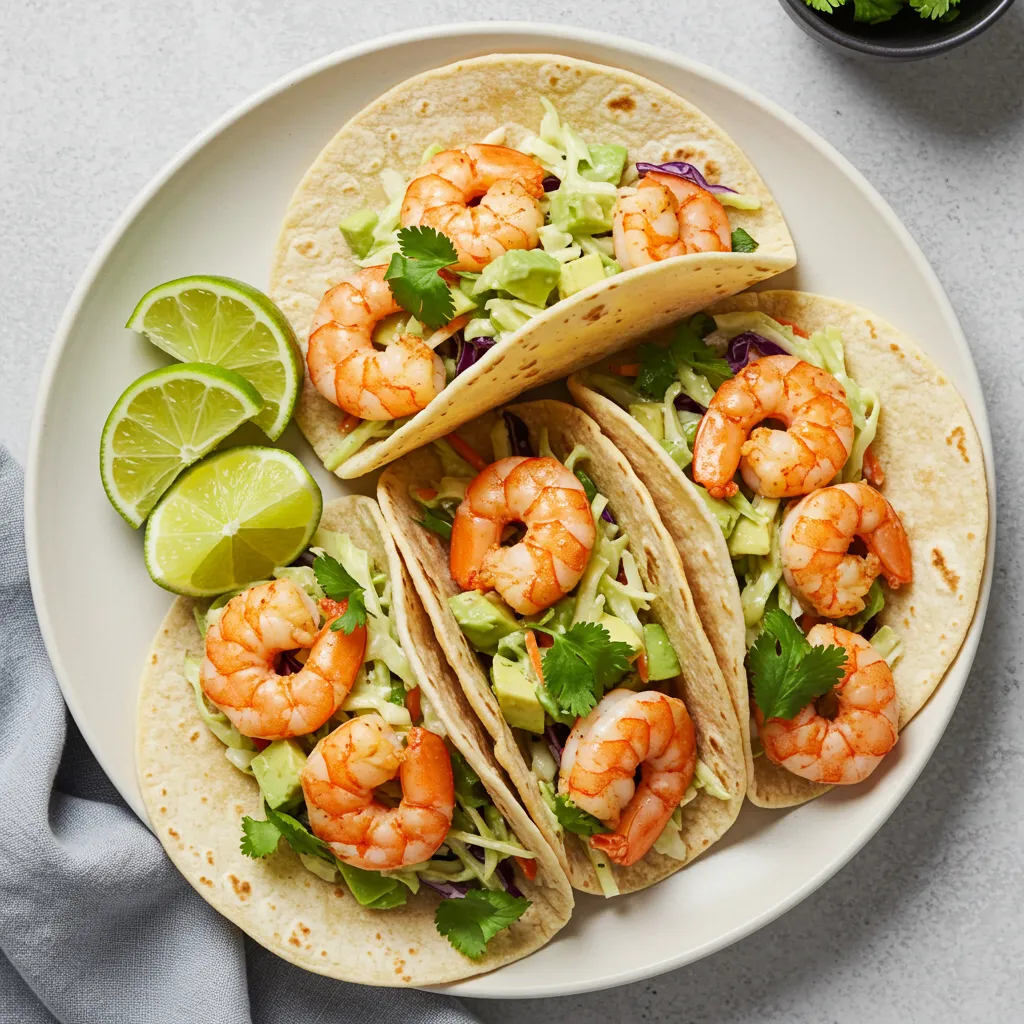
<box><xmin>0</xmin><ymin>448</ymin><xmax>481</xmax><ymax>1024</ymax></box>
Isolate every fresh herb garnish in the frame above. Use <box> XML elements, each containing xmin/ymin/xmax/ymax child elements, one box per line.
<box><xmin>450</xmin><ymin>748</ymin><xmax>488</xmax><ymax>809</ymax></box>
<box><xmin>730</xmin><ymin>227</ymin><xmax>759</xmax><ymax>253</ymax></box>
<box><xmin>574</xmin><ymin>468</ymin><xmax>598</xmax><ymax>504</ymax></box>
<box><xmin>384</xmin><ymin>225</ymin><xmax>458</xmax><ymax>328</ymax></box>
<box><xmin>670</xmin><ymin>321</ymin><xmax>733</xmax><ymax>390</ymax></box>
<box><xmin>635</xmin><ymin>342</ymin><xmax>678</xmax><ymax>400</ymax></box>
<box><xmin>239</xmin><ymin>814</ymin><xmax>282</xmax><ymax>858</ymax></box>
<box><xmin>435</xmin><ymin>889</ymin><xmax>531</xmax><ymax>959</ymax></box>
<box><xmin>417</xmin><ymin>506</ymin><xmax>454</xmax><ymax>540</ymax></box>
<box><xmin>534</xmin><ymin>622</ymin><xmax>635</xmax><ymax>718</ymax></box>
<box><xmin>240</xmin><ymin>803</ymin><xmax>330</xmax><ymax>861</ymax></box>
<box><xmin>551</xmin><ymin>793</ymin><xmax>611</xmax><ymax>837</ymax></box>
<box><xmin>313</xmin><ymin>553</ymin><xmax>367</xmax><ymax>634</ymax></box>
<box><xmin>748</xmin><ymin>608</ymin><xmax>848</xmax><ymax>721</ymax></box>
<box><xmin>804</xmin><ymin>0</ymin><xmax>959</xmax><ymax>24</ymax></box>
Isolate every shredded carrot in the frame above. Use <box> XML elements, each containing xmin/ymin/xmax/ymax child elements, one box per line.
<box><xmin>425</xmin><ymin>314</ymin><xmax>471</xmax><ymax>351</ymax></box>
<box><xmin>445</xmin><ymin>432</ymin><xmax>488</xmax><ymax>472</ymax></box>
<box><xmin>515</xmin><ymin>855</ymin><xmax>538</xmax><ymax>881</ymax></box>
<box><xmin>636</xmin><ymin>650</ymin><xmax>650</xmax><ymax>684</ymax></box>
<box><xmin>525</xmin><ymin>630</ymin><xmax>546</xmax><ymax>688</ymax></box>
<box><xmin>863</xmin><ymin>445</ymin><xmax>885</xmax><ymax>488</ymax></box>
<box><xmin>415</xmin><ymin>487</ymin><xmax>439</xmax><ymax>502</ymax></box>
<box><xmin>338</xmin><ymin>413</ymin><xmax>361</xmax><ymax>435</ymax></box>
<box><xmin>774</xmin><ymin>317</ymin><xmax>809</xmax><ymax>339</ymax></box>
<box><xmin>405</xmin><ymin>685</ymin><xmax>422</xmax><ymax>723</ymax></box>
<box><xmin>609</xmin><ymin>362</ymin><xmax>641</xmax><ymax>377</ymax></box>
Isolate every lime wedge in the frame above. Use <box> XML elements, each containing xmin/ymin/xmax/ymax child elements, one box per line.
<box><xmin>144</xmin><ymin>446</ymin><xmax>322</xmax><ymax>596</ymax></box>
<box><xmin>126</xmin><ymin>276</ymin><xmax>302</xmax><ymax>440</ymax></box>
<box><xmin>100</xmin><ymin>362</ymin><xmax>264</xmax><ymax>528</ymax></box>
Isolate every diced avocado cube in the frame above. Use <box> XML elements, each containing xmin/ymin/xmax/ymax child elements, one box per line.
<box><xmin>629</xmin><ymin>403</ymin><xmax>664</xmax><ymax>442</ymax></box>
<box><xmin>474</xmin><ymin>249</ymin><xmax>561</xmax><ymax>307</ymax></box>
<box><xmin>486</xmin><ymin>298</ymin><xmax>533</xmax><ymax>335</ymax></box>
<box><xmin>251</xmin><ymin>739</ymin><xmax>307</xmax><ymax>810</ymax></box>
<box><xmin>448</xmin><ymin>591</ymin><xmax>520</xmax><ymax>655</ymax></box>
<box><xmin>727</xmin><ymin>515</ymin><xmax>772</xmax><ymax>557</ymax></box>
<box><xmin>337</xmin><ymin>862</ymin><xmax>407</xmax><ymax>908</ymax></box>
<box><xmin>450</xmin><ymin>283</ymin><xmax>480</xmax><ymax>317</ymax></box>
<box><xmin>643</xmin><ymin>623</ymin><xmax>681</xmax><ymax>681</ymax></box>
<box><xmin>599</xmin><ymin>613</ymin><xmax>642</xmax><ymax>652</ymax></box>
<box><xmin>491</xmin><ymin>654</ymin><xmax>545</xmax><ymax>734</ymax></box>
<box><xmin>581</xmin><ymin>144</ymin><xmax>628</xmax><ymax>185</ymax></box>
<box><xmin>558</xmin><ymin>253</ymin><xmax>607</xmax><ymax>300</ymax></box>
<box><xmin>697</xmin><ymin>488</ymin><xmax>741</xmax><ymax>539</ymax></box>
<box><xmin>339</xmin><ymin>209</ymin><xmax>379</xmax><ymax>259</ymax></box>
<box><xmin>548</xmin><ymin>189</ymin><xmax>617</xmax><ymax>236</ymax></box>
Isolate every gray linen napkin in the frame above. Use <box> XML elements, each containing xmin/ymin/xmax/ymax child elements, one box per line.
<box><xmin>0</xmin><ymin>448</ymin><xmax>481</xmax><ymax>1024</ymax></box>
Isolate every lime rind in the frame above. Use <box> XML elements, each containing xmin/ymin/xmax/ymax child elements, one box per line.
<box><xmin>100</xmin><ymin>362</ymin><xmax>264</xmax><ymax>529</ymax></box>
<box><xmin>143</xmin><ymin>445</ymin><xmax>322</xmax><ymax>597</ymax></box>
<box><xmin>126</xmin><ymin>276</ymin><xmax>302</xmax><ymax>441</ymax></box>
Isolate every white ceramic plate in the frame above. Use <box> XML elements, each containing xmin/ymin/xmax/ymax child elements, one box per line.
<box><xmin>26</xmin><ymin>23</ymin><xmax>994</xmax><ymax>999</ymax></box>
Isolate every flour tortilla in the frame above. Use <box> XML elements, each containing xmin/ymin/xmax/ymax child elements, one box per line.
<box><xmin>569</xmin><ymin>291</ymin><xmax>989</xmax><ymax>808</ymax></box>
<box><xmin>136</xmin><ymin>496</ymin><xmax>573</xmax><ymax>986</ymax></box>
<box><xmin>377</xmin><ymin>400</ymin><xmax>745</xmax><ymax>894</ymax></box>
<box><xmin>270</xmin><ymin>52</ymin><xmax>795</xmax><ymax>480</ymax></box>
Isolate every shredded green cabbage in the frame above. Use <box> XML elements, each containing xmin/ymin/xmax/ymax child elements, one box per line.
<box><xmin>184</xmin><ymin>655</ymin><xmax>255</xmax><ymax>753</ymax></box>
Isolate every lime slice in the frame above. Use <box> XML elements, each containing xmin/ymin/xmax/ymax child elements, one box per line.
<box><xmin>144</xmin><ymin>446</ymin><xmax>322</xmax><ymax>596</ymax></box>
<box><xmin>126</xmin><ymin>276</ymin><xmax>302</xmax><ymax>440</ymax></box>
<box><xmin>100</xmin><ymin>362</ymin><xmax>264</xmax><ymax>528</ymax></box>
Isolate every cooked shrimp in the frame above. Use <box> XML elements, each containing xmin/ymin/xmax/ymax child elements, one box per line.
<box><xmin>302</xmin><ymin>715</ymin><xmax>454</xmax><ymax>870</ymax></box>
<box><xmin>201</xmin><ymin>580</ymin><xmax>366</xmax><ymax>740</ymax></box>
<box><xmin>612</xmin><ymin>172</ymin><xmax>731</xmax><ymax>270</ymax></box>
<box><xmin>401</xmin><ymin>144</ymin><xmax>546</xmax><ymax>272</ymax></box>
<box><xmin>758</xmin><ymin>624</ymin><xmax>899</xmax><ymax>784</ymax></box>
<box><xmin>559</xmin><ymin>689</ymin><xmax>696</xmax><ymax>867</ymax></box>
<box><xmin>780</xmin><ymin>482</ymin><xmax>913</xmax><ymax>619</ymax></box>
<box><xmin>307</xmin><ymin>265</ymin><xmax>445</xmax><ymax>420</ymax></box>
<box><xmin>692</xmin><ymin>355</ymin><xmax>854</xmax><ymax>499</ymax></box>
<box><xmin>449</xmin><ymin>456</ymin><xmax>596</xmax><ymax>616</ymax></box>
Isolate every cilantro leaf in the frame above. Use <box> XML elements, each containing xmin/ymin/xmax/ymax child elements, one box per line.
<box><xmin>265</xmin><ymin>804</ymin><xmax>333</xmax><ymax>861</ymax></box>
<box><xmin>450</xmin><ymin>748</ymin><xmax>488</xmax><ymax>809</ymax></box>
<box><xmin>688</xmin><ymin>311</ymin><xmax>717</xmax><ymax>339</ymax></box>
<box><xmin>435</xmin><ymin>889</ymin><xmax>531</xmax><ymax>959</ymax></box>
<box><xmin>635</xmin><ymin>343</ymin><xmax>677</xmax><ymax>400</ymax></box>
<box><xmin>417</xmin><ymin>507</ymin><xmax>453</xmax><ymax>540</ymax></box>
<box><xmin>730</xmin><ymin>227</ymin><xmax>759</xmax><ymax>253</ymax></box>
<box><xmin>240</xmin><ymin>815</ymin><xmax>282</xmax><ymax>858</ymax></box>
<box><xmin>313</xmin><ymin>553</ymin><xmax>367</xmax><ymax>634</ymax></box>
<box><xmin>670</xmin><ymin>323</ymin><xmax>733</xmax><ymax>390</ymax></box>
<box><xmin>852</xmin><ymin>0</ymin><xmax>904</xmax><ymax>22</ymax></box>
<box><xmin>910</xmin><ymin>0</ymin><xmax>955</xmax><ymax>18</ymax></box>
<box><xmin>535</xmin><ymin>622</ymin><xmax>635</xmax><ymax>718</ymax></box>
<box><xmin>748</xmin><ymin>608</ymin><xmax>848</xmax><ymax>722</ymax></box>
<box><xmin>384</xmin><ymin>226</ymin><xmax>458</xmax><ymax>328</ymax></box>
<box><xmin>805</xmin><ymin>0</ymin><xmax>846</xmax><ymax>11</ymax></box>
<box><xmin>552</xmin><ymin>793</ymin><xmax>611</xmax><ymax>837</ymax></box>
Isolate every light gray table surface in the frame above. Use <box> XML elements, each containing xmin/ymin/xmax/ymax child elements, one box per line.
<box><xmin>3</xmin><ymin>2</ymin><xmax>1022</xmax><ymax>1021</ymax></box>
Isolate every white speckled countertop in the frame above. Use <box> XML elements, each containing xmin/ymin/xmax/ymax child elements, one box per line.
<box><xmin>3</xmin><ymin>2</ymin><xmax>1022</xmax><ymax>1020</ymax></box>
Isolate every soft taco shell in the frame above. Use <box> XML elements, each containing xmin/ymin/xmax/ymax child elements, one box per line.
<box><xmin>569</xmin><ymin>291</ymin><xmax>988</xmax><ymax>808</ymax></box>
<box><xmin>270</xmin><ymin>52</ymin><xmax>795</xmax><ymax>480</ymax></box>
<box><xmin>137</xmin><ymin>496</ymin><xmax>573</xmax><ymax>986</ymax></box>
<box><xmin>377</xmin><ymin>400</ymin><xmax>745</xmax><ymax>894</ymax></box>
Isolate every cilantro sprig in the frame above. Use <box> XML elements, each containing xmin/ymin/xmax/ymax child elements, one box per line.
<box><xmin>534</xmin><ymin>622</ymin><xmax>635</xmax><ymax>718</ymax></box>
<box><xmin>748</xmin><ymin>608</ymin><xmax>848</xmax><ymax>722</ymax></box>
<box><xmin>240</xmin><ymin>803</ymin><xmax>332</xmax><ymax>861</ymax></box>
<box><xmin>635</xmin><ymin>343</ymin><xmax>677</xmax><ymax>401</ymax></box>
<box><xmin>435</xmin><ymin>889</ymin><xmax>530</xmax><ymax>959</ymax></box>
<box><xmin>804</xmin><ymin>0</ymin><xmax>959</xmax><ymax>24</ymax></box>
<box><xmin>384</xmin><ymin>225</ymin><xmax>458</xmax><ymax>328</ymax></box>
<box><xmin>730</xmin><ymin>227</ymin><xmax>759</xmax><ymax>254</ymax></box>
<box><xmin>313</xmin><ymin>553</ymin><xmax>367</xmax><ymax>634</ymax></box>
<box><xmin>670</xmin><ymin>321</ymin><xmax>733</xmax><ymax>390</ymax></box>
<box><xmin>551</xmin><ymin>793</ymin><xmax>611</xmax><ymax>837</ymax></box>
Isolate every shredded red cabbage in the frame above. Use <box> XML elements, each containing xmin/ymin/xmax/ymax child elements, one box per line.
<box><xmin>544</xmin><ymin>723</ymin><xmax>568</xmax><ymax>763</ymax></box>
<box><xmin>421</xmin><ymin>878</ymin><xmax>470</xmax><ymax>899</ymax></box>
<box><xmin>725</xmin><ymin>332</ymin><xmax>788</xmax><ymax>373</ymax></box>
<box><xmin>454</xmin><ymin>332</ymin><xmax>496</xmax><ymax>377</ymax></box>
<box><xmin>496</xmin><ymin>859</ymin><xmax>525</xmax><ymax>899</ymax></box>
<box><xmin>502</xmin><ymin>412</ymin><xmax>534</xmax><ymax>458</ymax></box>
<box><xmin>291</xmin><ymin>549</ymin><xmax>317</xmax><ymax>568</ymax></box>
<box><xmin>279</xmin><ymin>650</ymin><xmax>304</xmax><ymax>674</ymax></box>
<box><xmin>542</xmin><ymin>174</ymin><xmax>561</xmax><ymax>192</ymax></box>
<box><xmin>674</xmin><ymin>392</ymin><xmax>707</xmax><ymax>414</ymax></box>
<box><xmin>635</xmin><ymin>161</ymin><xmax>738</xmax><ymax>196</ymax></box>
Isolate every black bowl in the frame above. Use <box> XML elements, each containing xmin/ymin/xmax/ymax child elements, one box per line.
<box><xmin>779</xmin><ymin>0</ymin><xmax>1015</xmax><ymax>60</ymax></box>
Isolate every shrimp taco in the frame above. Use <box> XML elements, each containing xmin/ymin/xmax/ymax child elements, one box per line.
<box><xmin>568</xmin><ymin>291</ymin><xmax>988</xmax><ymax>807</ymax></box>
<box><xmin>136</xmin><ymin>495</ymin><xmax>573</xmax><ymax>985</ymax></box>
<box><xmin>376</xmin><ymin>400</ymin><xmax>745</xmax><ymax>897</ymax></box>
<box><xmin>269</xmin><ymin>53</ymin><xmax>795</xmax><ymax>481</ymax></box>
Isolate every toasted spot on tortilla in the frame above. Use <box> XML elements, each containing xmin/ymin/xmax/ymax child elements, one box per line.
<box><xmin>228</xmin><ymin>874</ymin><xmax>251</xmax><ymax>900</ymax></box>
<box><xmin>199</xmin><ymin>876</ymin><xmax>213</xmax><ymax>888</ymax></box>
<box><xmin>931</xmin><ymin>548</ymin><xmax>960</xmax><ymax>591</ymax></box>
<box><xmin>190</xmin><ymin>731</ymin><xmax>200</xmax><ymax>742</ymax></box>
<box><xmin>159</xmin><ymin>806</ymin><xmax>166</xmax><ymax>814</ymax></box>
<box><xmin>889</xmin><ymin>343</ymin><xmax>904</xmax><ymax>358</ymax></box>
<box><xmin>946</xmin><ymin>426</ymin><xmax>969</xmax><ymax>462</ymax></box>
<box><xmin>168</xmin><ymin>827</ymin><xmax>179</xmax><ymax>840</ymax></box>
<box><xmin>704</xmin><ymin>160</ymin><xmax>720</xmax><ymax>182</ymax></box>
<box><xmin>295</xmin><ymin>239</ymin><xmax>319</xmax><ymax>259</ymax></box>
<box><xmin>607</xmin><ymin>94</ymin><xmax>635</xmax><ymax>113</ymax></box>
<box><xmin>151</xmin><ymin>654</ymin><xmax>158</xmax><ymax>665</ymax></box>
<box><xmin>583</xmin><ymin>305</ymin><xmax>605</xmax><ymax>324</ymax></box>
<box><xmin>320</xmin><ymin>950</ymin><xmax>327</xmax><ymax>958</ymax></box>
<box><xmin>206</xmin><ymin>851</ymin><xmax>214</xmax><ymax>865</ymax></box>
<box><xmin>161</xmin><ymin>788</ymin><xmax>167</xmax><ymax>796</ymax></box>
<box><xmin>865</xmin><ymin>319</ymin><xmax>878</xmax><ymax>339</ymax></box>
